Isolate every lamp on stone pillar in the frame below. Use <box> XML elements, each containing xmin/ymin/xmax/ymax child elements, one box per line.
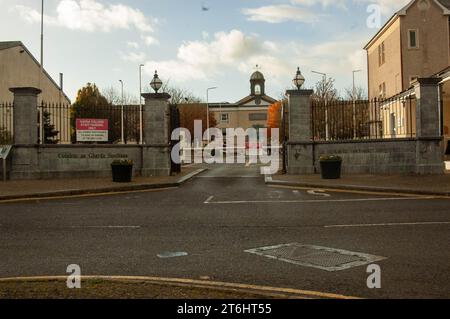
<box><xmin>285</xmin><ymin>69</ymin><xmax>315</xmax><ymax>175</ymax></box>
<box><xmin>140</xmin><ymin>71</ymin><xmax>172</xmax><ymax>176</ymax></box>
<box><xmin>293</xmin><ymin>67</ymin><xmax>305</xmax><ymax>90</ymax></box>
<box><xmin>150</xmin><ymin>70</ymin><xmax>163</xmax><ymax>93</ymax></box>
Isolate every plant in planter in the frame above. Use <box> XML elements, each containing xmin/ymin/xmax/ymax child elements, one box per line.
<box><xmin>319</xmin><ymin>155</ymin><xmax>342</xmax><ymax>179</ymax></box>
<box><xmin>111</xmin><ymin>159</ymin><xmax>134</xmax><ymax>183</ymax></box>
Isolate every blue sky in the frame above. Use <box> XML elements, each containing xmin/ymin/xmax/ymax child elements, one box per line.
<box><xmin>0</xmin><ymin>0</ymin><xmax>410</xmax><ymax>103</ymax></box>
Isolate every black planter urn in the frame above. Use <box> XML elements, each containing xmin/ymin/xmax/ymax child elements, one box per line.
<box><xmin>319</xmin><ymin>156</ymin><xmax>342</xmax><ymax>180</ymax></box>
<box><xmin>111</xmin><ymin>160</ymin><xmax>133</xmax><ymax>183</ymax></box>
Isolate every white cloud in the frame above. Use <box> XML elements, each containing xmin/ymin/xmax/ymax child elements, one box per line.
<box><xmin>144</xmin><ymin>28</ymin><xmax>368</xmax><ymax>94</ymax></box>
<box><xmin>11</xmin><ymin>0</ymin><xmax>156</xmax><ymax>33</ymax></box>
<box><xmin>359</xmin><ymin>0</ymin><xmax>411</xmax><ymax>15</ymax></box>
<box><xmin>242</xmin><ymin>5</ymin><xmax>319</xmax><ymax>24</ymax></box>
<box><xmin>291</xmin><ymin>0</ymin><xmax>348</xmax><ymax>9</ymax></box>
<box><xmin>243</xmin><ymin>0</ymin><xmax>411</xmax><ymax>24</ymax></box>
<box><xmin>120</xmin><ymin>51</ymin><xmax>146</xmax><ymax>63</ymax></box>
<box><xmin>142</xmin><ymin>35</ymin><xmax>160</xmax><ymax>46</ymax></box>
<box><xmin>143</xmin><ymin>30</ymin><xmax>275</xmax><ymax>82</ymax></box>
<box><xmin>127</xmin><ymin>42</ymin><xmax>140</xmax><ymax>49</ymax></box>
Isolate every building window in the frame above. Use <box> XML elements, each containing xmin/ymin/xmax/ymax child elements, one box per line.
<box><xmin>255</xmin><ymin>84</ymin><xmax>261</xmax><ymax>95</ymax></box>
<box><xmin>249</xmin><ymin>113</ymin><xmax>268</xmax><ymax>121</ymax></box>
<box><xmin>379</xmin><ymin>82</ymin><xmax>386</xmax><ymax>99</ymax></box>
<box><xmin>220</xmin><ymin>113</ymin><xmax>229</xmax><ymax>123</ymax></box>
<box><xmin>378</xmin><ymin>42</ymin><xmax>385</xmax><ymax>66</ymax></box>
<box><xmin>408</xmin><ymin>29</ymin><xmax>419</xmax><ymax>49</ymax></box>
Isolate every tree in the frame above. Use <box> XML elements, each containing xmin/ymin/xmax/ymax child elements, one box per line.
<box><xmin>42</xmin><ymin>111</ymin><xmax>59</xmax><ymax>144</ymax></box>
<box><xmin>102</xmin><ymin>86</ymin><xmax>138</xmax><ymax>105</ymax></box>
<box><xmin>178</xmin><ymin>103</ymin><xmax>217</xmax><ymax>139</ymax></box>
<box><xmin>152</xmin><ymin>81</ymin><xmax>203</xmax><ymax>105</ymax></box>
<box><xmin>267</xmin><ymin>101</ymin><xmax>282</xmax><ymax>131</ymax></box>
<box><xmin>71</xmin><ymin>83</ymin><xmax>122</xmax><ymax>143</ymax></box>
<box><xmin>344</xmin><ymin>86</ymin><xmax>367</xmax><ymax>101</ymax></box>
<box><xmin>312</xmin><ymin>77</ymin><xmax>339</xmax><ymax>103</ymax></box>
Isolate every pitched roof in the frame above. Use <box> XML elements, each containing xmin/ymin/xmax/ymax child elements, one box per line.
<box><xmin>235</xmin><ymin>94</ymin><xmax>277</xmax><ymax>106</ymax></box>
<box><xmin>0</xmin><ymin>41</ymin><xmax>71</xmax><ymax>103</ymax></box>
<box><xmin>436</xmin><ymin>0</ymin><xmax>450</xmax><ymax>10</ymax></box>
<box><xmin>364</xmin><ymin>0</ymin><xmax>450</xmax><ymax>50</ymax></box>
<box><xmin>0</xmin><ymin>41</ymin><xmax>22</xmax><ymax>51</ymax></box>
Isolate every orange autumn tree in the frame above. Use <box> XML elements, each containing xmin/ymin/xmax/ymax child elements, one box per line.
<box><xmin>267</xmin><ymin>101</ymin><xmax>282</xmax><ymax>138</ymax></box>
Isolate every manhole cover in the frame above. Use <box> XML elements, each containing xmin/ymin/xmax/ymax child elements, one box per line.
<box><xmin>245</xmin><ymin>243</ymin><xmax>386</xmax><ymax>272</ymax></box>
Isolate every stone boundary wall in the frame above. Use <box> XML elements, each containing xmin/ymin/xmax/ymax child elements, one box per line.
<box><xmin>10</xmin><ymin>144</ymin><xmax>171</xmax><ymax>180</ymax></box>
<box><xmin>288</xmin><ymin>137</ymin><xmax>444</xmax><ymax>175</ymax></box>
<box><xmin>314</xmin><ymin>138</ymin><xmax>419</xmax><ymax>174</ymax></box>
<box><xmin>286</xmin><ymin>78</ymin><xmax>445</xmax><ymax>175</ymax></box>
<box><xmin>4</xmin><ymin>87</ymin><xmax>173</xmax><ymax>181</ymax></box>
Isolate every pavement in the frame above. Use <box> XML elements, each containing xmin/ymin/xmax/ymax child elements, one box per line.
<box><xmin>267</xmin><ymin>171</ymin><xmax>450</xmax><ymax>197</ymax></box>
<box><xmin>0</xmin><ymin>162</ymin><xmax>449</xmax><ymax>299</ymax></box>
<box><xmin>0</xmin><ymin>167</ymin><xmax>205</xmax><ymax>201</ymax></box>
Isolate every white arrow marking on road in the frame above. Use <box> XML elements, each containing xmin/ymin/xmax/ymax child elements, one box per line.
<box><xmin>204</xmin><ymin>196</ymin><xmax>214</xmax><ymax>204</ymax></box>
<box><xmin>307</xmin><ymin>189</ymin><xmax>331</xmax><ymax>197</ymax></box>
<box><xmin>268</xmin><ymin>191</ymin><xmax>283</xmax><ymax>199</ymax></box>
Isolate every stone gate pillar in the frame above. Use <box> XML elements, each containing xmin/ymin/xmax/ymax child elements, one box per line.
<box><xmin>9</xmin><ymin>87</ymin><xmax>41</xmax><ymax>179</ymax></box>
<box><xmin>286</xmin><ymin>89</ymin><xmax>315</xmax><ymax>174</ymax></box>
<box><xmin>140</xmin><ymin>92</ymin><xmax>172</xmax><ymax>176</ymax></box>
<box><xmin>10</xmin><ymin>87</ymin><xmax>41</xmax><ymax>145</ymax></box>
<box><xmin>413</xmin><ymin>78</ymin><xmax>444</xmax><ymax>174</ymax></box>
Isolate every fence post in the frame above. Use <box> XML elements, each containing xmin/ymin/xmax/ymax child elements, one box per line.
<box><xmin>286</xmin><ymin>89</ymin><xmax>315</xmax><ymax>174</ymax></box>
<box><xmin>412</xmin><ymin>78</ymin><xmax>444</xmax><ymax>174</ymax></box>
<box><xmin>140</xmin><ymin>92</ymin><xmax>172</xmax><ymax>176</ymax></box>
<box><xmin>10</xmin><ymin>87</ymin><xmax>41</xmax><ymax>145</ymax></box>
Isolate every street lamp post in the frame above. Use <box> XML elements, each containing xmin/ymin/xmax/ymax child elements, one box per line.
<box><xmin>352</xmin><ymin>70</ymin><xmax>362</xmax><ymax>139</ymax></box>
<box><xmin>39</xmin><ymin>0</ymin><xmax>44</xmax><ymax>145</ymax></box>
<box><xmin>40</xmin><ymin>0</ymin><xmax>44</xmax><ymax>80</ymax></box>
<box><xmin>139</xmin><ymin>64</ymin><xmax>144</xmax><ymax>144</ymax></box>
<box><xmin>206</xmin><ymin>87</ymin><xmax>217</xmax><ymax>141</ymax></box>
<box><xmin>312</xmin><ymin>70</ymin><xmax>329</xmax><ymax>140</ymax></box>
<box><xmin>119</xmin><ymin>80</ymin><xmax>124</xmax><ymax>144</ymax></box>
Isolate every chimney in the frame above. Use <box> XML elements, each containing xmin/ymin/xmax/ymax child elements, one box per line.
<box><xmin>59</xmin><ymin>73</ymin><xmax>63</xmax><ymax>91</ymax></box>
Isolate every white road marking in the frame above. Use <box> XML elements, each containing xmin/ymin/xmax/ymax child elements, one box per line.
<box><xmin>204</xmin><ymin>196</ymin><xmax>435</xmax><ymax>205</ymax></box>
<box><xmin>196</xmin><ymin>176</ymin><xmax>260</xmax><ymax>178</ymax></box>
<box><xmin>204</xmin><ymin>196</ymin><xmax>214</xmax><ymax>204</ymax></box>
<box><xmin>307</xmin><ymin>189</ymin><xmax>331</xmax><ymax>197</ymax></box>
<box><xmin>70</xmin><ymin>226</ymin><xmax>141</xmax><ymax>229</ymax></box>
<box><xmin>268</xmin><ymin>191</ymin><xmax>282</xmax><ymax>199</ymax></box>
<box><xmin>292</xmin><ymin>190</ymin><xmax>300</xmax><ymax>195</ymax></box>
<box><xmin>324</xmin><ymin>221</ymin><xmax>450</xmax><ymax>228</ymax></box>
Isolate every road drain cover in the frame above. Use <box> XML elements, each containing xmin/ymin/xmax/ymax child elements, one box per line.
<box><xmin>245</xmin><ymin>243</ymin><xmax>386</xmax><ymax>272</ymax></box>
<box><xmin>157</xmin><ymin>252</ymin><xmax>188</xmax><ymax>259</ymax></box>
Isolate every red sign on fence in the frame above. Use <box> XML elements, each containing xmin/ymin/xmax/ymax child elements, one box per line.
<box><xmin>76</xmin><ymin>119</ymin><xmax>108</xmax><ymax>142</ymax></box>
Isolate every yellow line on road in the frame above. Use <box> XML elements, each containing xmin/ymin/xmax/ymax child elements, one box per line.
<box><xmin>0</xmin><ymin>275</ymin><xmax>360</xmax><ymax>299</ymax></box>
<box><xmin>0</xmin><ymin>187</ymin><xmax>177</xmax><ymax>204</ymax></box>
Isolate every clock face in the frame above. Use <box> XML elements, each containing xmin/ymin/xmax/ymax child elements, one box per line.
<box><xmin>417</xmin><ymin>0</ymin><xmax>430</xmax><ymax>11</ymax></box>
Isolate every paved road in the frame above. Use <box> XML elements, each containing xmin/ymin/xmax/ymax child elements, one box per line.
<box><xmin>0</xmin><ymin>163</ymin><xmax>449</xmax><ymax>298</ymax></box>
